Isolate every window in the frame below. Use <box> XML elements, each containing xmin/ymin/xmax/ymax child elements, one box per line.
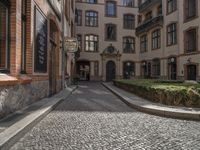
<box><xmin>71</xmin><ymin>21</ymin><xmax>74</xmax><ymax>37</ymax></box>
<box><xmin>65</xmin><ymin>0</ymin><xmax>70</xmax><ymax>21</ymax></box>
<box><xmin>94</xmin><ymin>61</ymin><xmax>99</xmax><ymax>77</ymax></box>
<box><xmin>140</xmin><ymin>35</ymin><xmax>147</xmax><ymax>53</ymax></box>
<box><xmin>71</xmin><ymin>0</ymin><xmax>74</xmax><ymax>10</ymax></box>
<box><xmin>123</xmin><ymin>37</ymin><xmax>135</xmax><ymax>53</ymax></box>
<box><xmin>123</xmin><ymin>14</ymin><xmax>135</xmax><ymax>29</ymax></box>
<box><xmin>184</xmin><ymin>0</ymin><xmax>197</xmax><ymax>20</ymax></box>
<box><xmin>152</xmin><ymin>29</ymin><xmax>161</xmax><ymax>50</ymax></box>
<box><xmin>21</xmin><ymin>0</ymin><xmax>26</xmax><ymax>73</ymax></box>
<box><xmin>185</xmin><ymin>29</ymin><xmax>197</xmax><ymax>53</ymax></box>
<box><xmin>157</xmin><ymin>5</ymin><xmax>162</xmax><ymax>15</ymax></box>
<box><xmin>105</xmin><ymin>1</ymin><xmax>116</xmax><ymax>17</ymax></box>
<box><xmin>167</xmin><ymin>0</ymin><xmax>177</xmax><ymax>14</ymax></box>
<box><xmin>123</xmin><ymin>0</ymin><xmax>135</xmax><ymax>7</ymax></box>
<box><xmin>0</xmin><ymin>2</ymin><xmax>9</xmax><ymax>71</ymax></box>
<box><xmin>138</xmin><ymin>15</ymin><xmax>142</xmax><ymax>25</ymax></box>
<box><xmin>75</xmin><ymin>9</ymin><xmax>82</xmax><ymax>26</ymax></box>
<box><xmin>85</xmin><ymin>35</ymin><xmax>98</xmax><ymax>52</ymax></box>
<box><xmin>85</xmin><ymin>0</ymin><xmax>97</xmax><ymax>3</ymax></box>
<box><xmin>85</xmin><ymin>11</ymin><xmax>98</xmax><ymax>27</ymax></box>
<box><xmin>138</xmin><ymin>0</ymin><xmax>142</xmax><ymax>6</ymax></box>
<box><xmin>77</xmin><ymin>34</ymin><xmax>82</xmax><ymax>51</ymax></box>
<box><xmin>152</xmin><ymin>59</ymin><xmax>160</xmax><ymax>77</ymax></box>
<box><xmin>167</xmin><ymin>23</ymin><xmax>177</xmax><ymax>46</ymax></box>
<box><xmin>145</xmin><ymin>11</ymin><xmax>152</xmax><ymax>21</ymax></box>
<box><xmin>105</xmin><ymin>24</ymin><xmax>117</xmax><ymax>41</ymax></box>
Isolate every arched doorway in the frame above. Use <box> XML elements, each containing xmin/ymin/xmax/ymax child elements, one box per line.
<box><xmin>76</xmin><ymin>61</ymin><xmax>90</xmax><ymax>81</ymax></box>
<box><xmin>106</xmin><ymin>61</ymin><xmax>116</xmax><ymax>81</ymax></box>
<box><xmin>187</xmin><ymin>64</ymin><xmax>196</xmax><ymax>80</ymax></box>
<box><xmin>49</xmin><ymin>19</ymin><xmax>59</xmax><ymax>96</ymax></box>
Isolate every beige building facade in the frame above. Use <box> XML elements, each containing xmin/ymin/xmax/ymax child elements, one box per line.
<box><xmin>75</xmin><ymin>0</ymin><xmax>200</xmax><ymax>81</ymax></box>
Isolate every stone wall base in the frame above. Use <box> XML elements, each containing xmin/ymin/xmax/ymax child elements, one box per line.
<box><xmin>0</xmin><ymin>81</ymin><xmax>49</xmax><ymax>119</ymax></box>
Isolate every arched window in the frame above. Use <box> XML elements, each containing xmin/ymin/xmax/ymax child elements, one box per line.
<box><xmin>85</xmin><ymin>11</ymin><xmax>98</xmax><ymax>27</ymax></box>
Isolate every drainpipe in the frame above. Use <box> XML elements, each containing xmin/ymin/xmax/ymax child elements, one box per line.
<box><xmin>61</xmin><ymin>0</ymin><xmax>65</xmax><ymax>89</ymax></box>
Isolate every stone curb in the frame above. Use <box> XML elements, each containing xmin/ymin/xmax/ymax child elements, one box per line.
<box><xmin>102</xmin><ymin>83</ymin><xmax>200</xmax><ymax>121</ymax></box>
<box><xmin>0</xmin><ymin>86</ymin><xmax>77</xmax><ymax>150</ymax></box>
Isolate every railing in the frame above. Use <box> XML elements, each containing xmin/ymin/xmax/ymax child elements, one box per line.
<box><xmin>136</xmin><ymin>15</ymin><xmax>163</xmax><ymax>35</ymax></box>
<box><xmin>139</xmin><ymin>0</ymin><xmax>161</xmax><ymax>12</ymax></box>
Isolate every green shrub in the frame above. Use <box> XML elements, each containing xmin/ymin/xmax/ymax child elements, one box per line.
<box><xmin>114</xmin><ymin>79</ymin><xmax>200</xmax><ymax>108</ymax></box>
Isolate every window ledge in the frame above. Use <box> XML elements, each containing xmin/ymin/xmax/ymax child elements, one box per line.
<box><xmin>0</xmin><ymin>74</ymin><xmax>19</xmax><ymax>86</ymax></box>
<box><xmin>0</xmin><ymin>74</ymin><xmax>32</xmax><ymax>86</ymax></box>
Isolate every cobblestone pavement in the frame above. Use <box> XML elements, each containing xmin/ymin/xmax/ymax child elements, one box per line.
<box><xmin>10</xmin><ymin>82</ymin><xmax>200</xmax><ymax>150</ymax></box>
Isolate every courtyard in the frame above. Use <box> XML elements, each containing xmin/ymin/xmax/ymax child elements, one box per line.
<box><xmin>9</xmin><ymin>82</ymin><xmax>200</xmax><ymax>150</ymax></box>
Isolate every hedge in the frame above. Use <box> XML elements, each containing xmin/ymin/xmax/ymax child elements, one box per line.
<box><xmin>113</xmin><ymin>79</ymin><xmax>200</xmax><ymax>108</ymax></box>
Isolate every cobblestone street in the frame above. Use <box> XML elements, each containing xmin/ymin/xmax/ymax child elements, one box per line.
<box><xmin>10</xmin><ymin>82</ymin><xmax>200</xmax><ymax>150</ymax></box>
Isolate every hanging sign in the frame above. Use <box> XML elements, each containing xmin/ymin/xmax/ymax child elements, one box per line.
<box><xmin>64</xmin><ymin>37</ymin><xmax>78</xmax><ymax>53</ymax></box>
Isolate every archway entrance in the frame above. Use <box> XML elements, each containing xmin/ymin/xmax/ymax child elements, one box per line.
<box><xmin>49</xmin><ymin>19</ymin><xmax>59</xmax><ymax>96</ymax></box>
<box><xmin>187</xmin><ymin>65</ymin><xmax>196</xmax><ymax>80</ymax></box>
<box><xmin>76</xmin><ymin>61</ymin><xmax>90</xmax><ymax>81</ymax></box>
<box><xmin>106</xmin><ymin>61</ymin><xmax>116</xmax><ymax>81</ymax></box>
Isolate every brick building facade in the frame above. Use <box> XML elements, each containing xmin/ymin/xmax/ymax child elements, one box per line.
<box><xmin>0</xmin><ymin>0</ymin><xmax>75</xmax><ymax>118</ymax></box>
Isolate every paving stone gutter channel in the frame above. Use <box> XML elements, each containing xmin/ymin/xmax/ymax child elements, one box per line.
<box><xmin>102</xmin><ymin>82</ymin><xmax>200</xmax><ymax>121</ymax></box>
<box><xmin>0</xmin><ymin>86</ymin><xmax>77</xmax><ymax>150</ymax></box>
